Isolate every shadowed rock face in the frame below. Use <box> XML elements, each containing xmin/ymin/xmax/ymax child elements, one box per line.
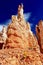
<box><xmin>0</xmin><ymin>43</ymin><xmax>4</xmax><ymax>49</ymax></box>
<box><xmin>36</xmin><ymin>20</ymin><xmax>43</xmax><ymax>53</ymax></box>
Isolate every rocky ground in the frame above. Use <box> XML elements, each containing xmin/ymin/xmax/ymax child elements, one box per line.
<box><xmin>0</xmin><ymin>48</ymin><xmax>42</xmax><ymax>65</ymax></box>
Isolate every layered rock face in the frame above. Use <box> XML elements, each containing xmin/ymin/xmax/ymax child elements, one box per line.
<box><xmin>4</xmin><ymin>4</ymin><xmax>40</xmax><ymax>52</ymax></box>
<box><xmin>36</xmin><ymin>20</ymin><xmax>43</xmax><ymax>53</ymax></box>
<box><xmin>5</xmin><ymin>14</ymin><xmax>40</xmax><ymax>54</ymax></box>
<box><xmin>0</xmin><ymin>4</ymin><xmax>42</xmax><ymax>65</ymax></box>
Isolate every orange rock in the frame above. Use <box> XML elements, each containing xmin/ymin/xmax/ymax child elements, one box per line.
<box><xmin>4</xmin><ymin>4</ymin><xmax>40</xmax><ymax>54</ymax></box>
<box><xmin>0</xmin><ymin>4</ymin><xmax>42</xmax><ymax>65</ymax></box>
<box><xmin>5</xmin><ymin>14</ymin><xmax>40</xmax><ymax>55</ymax></box>
<box><xmin>36</xmin><ymin>20</ymin><xmax>43</xmax><ymax>53</ymax></box>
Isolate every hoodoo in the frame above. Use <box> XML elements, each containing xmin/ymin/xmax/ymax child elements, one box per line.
<box><xmin>0</xmin><ymin>4</ymin><xmax>42</xmax><ymax>65</ymax></box>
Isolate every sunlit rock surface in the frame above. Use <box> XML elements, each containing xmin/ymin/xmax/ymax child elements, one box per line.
<box><xmin>0</xmin><ymin>4</ymin><xmax>42</xmax><ymax>65</ymax></box>
<box><xmin>0</xmin><ymin>48</ymin><xmax>42</xmax><ymax>65</ymax></box>
<box><xmin>5</xmin><ymin>12</ymin><xmax>40</xmax><ymax>54</ymax></box>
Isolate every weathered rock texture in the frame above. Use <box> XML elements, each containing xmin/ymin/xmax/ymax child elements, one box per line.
<box><xmin>4</xmin><ymin>15</ymin><xmax>40</xmax><ymax>54</ymax></box>
<box><xmin>0</xmin><ymin>4</ymin><xmax>43</xmax><ymax>65</ymax></box>
<box><xmin>0</xmin><ymin>48</ymin><xmax>42</xmax><ymax>65</ymax></box>
<box><xmin>36</xmin><ymin>20</ymin><xmax>43</xmax><ymax>53</ymax></box>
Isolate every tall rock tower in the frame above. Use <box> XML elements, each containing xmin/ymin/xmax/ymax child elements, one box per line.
<box><xmin>0</xmin><ymin>4</ymin><xmax>42</xmax><ymax>65</ymax></box>
<box><xmin>4</xmin><ymin>4</ymin><xmax>40</xmax><ymax>54</ymax></box>
<box><xmin>36</xmin><ymin>20</ymin><xmax>43</xmax><ymax>53</ymax></box>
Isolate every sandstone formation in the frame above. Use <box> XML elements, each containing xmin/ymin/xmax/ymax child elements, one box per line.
<box><xmin>0</xmin><ymin>48</ymin><xmax>42</xmax><ymax>65</ymax></box>
<box><xmin>4</xmin><ymin>4</ymin><xmax>40</xmax><ymax>54</ymax></box>
<box><xmin>0</xmin><ymin>4</ymin><xmax>42</xmax><ymax>65</ymax></box>
<box><xmin>36</xmin><ymin>20</ymin><xmax>43</xmax><ymax>65</ymax></box>
<box><xmin>36</xmin><ymin>20</ymin><xmax>43</xmax><ymax>53</ymax></box>
<box><xmin>0</xmin><ymin>32</ymin><xmax>4</xmax><ymax>49</ymax></box>
<box><xmin>0</xmin><ymin>26</ymin><xmax>7</xmax><ymax>49</ymax></box>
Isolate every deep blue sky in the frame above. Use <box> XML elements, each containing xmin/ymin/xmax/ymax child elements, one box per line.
<box><xmin>0</xmin><ymin>0</ymin><xmax>43</xmax><ymax>33</ymax></box>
